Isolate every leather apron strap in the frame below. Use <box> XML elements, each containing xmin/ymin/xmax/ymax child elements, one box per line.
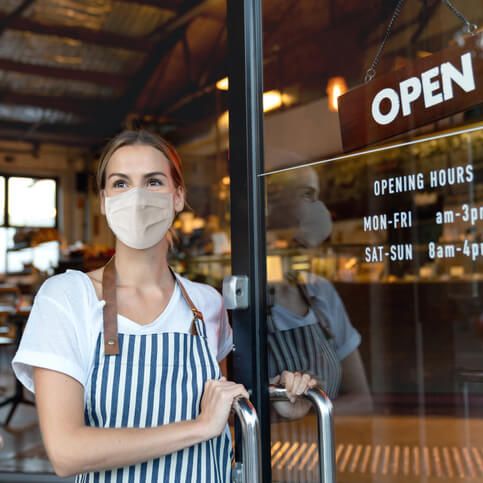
<box><xmin>102</xmin><ymin>256</ymin><xmax>119</xmax><ymax>355</ymax></box>
<box><xmin>102</xmin><ymin>257</ymin><xmax>201</xmax><ymax>356</ymax></box>
<box><xmin>169</xmin><ymin>267</ymin><xmax>201</xmax><ymax>337</ymax></box>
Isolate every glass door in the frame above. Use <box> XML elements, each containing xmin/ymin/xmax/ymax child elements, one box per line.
<box><xmin>227</xmin><ymin>1</ymin><xmax>483</xmax><ymax>482</ymax></box>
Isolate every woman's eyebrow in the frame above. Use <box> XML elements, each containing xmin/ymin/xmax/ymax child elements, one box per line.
<box><xmin>107</xmin><ymin>171</ymin><xmax>167</xmax><ymax>179</ymax></box>
<box><xmin>143</xmin><ymin>171</ymin><xmax>167</xmax><ymax>178</ymax></box>
<box><xmin>108</xmin><ymin>172</ymin><xmax>129</xmax><ymax>179</ymax></box>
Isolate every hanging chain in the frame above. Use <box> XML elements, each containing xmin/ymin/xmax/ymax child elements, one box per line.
<box><xmin>364</xmin><ymin>0</ymin><xmax>406</xmax><ymax>83</ymax></box>
<box><xmin>365</xmin><ymin>0</ymin><xmax>479</xmax><ymax>84</ymax></box>
<box><xmin>442</xmin><ymin>0</ymin><xmax>478</xmax><ymax>34</ymax></box>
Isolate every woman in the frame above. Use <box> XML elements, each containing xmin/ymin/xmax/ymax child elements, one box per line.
<box><xmin>267</xmin><ymin>166</ymin><xmax>372</xmax><ymax>419</ymax></box>
<box><xmin>12</xmin><ymin>130</ymin><xmax>312</xmax><ymax>482</ymax></box>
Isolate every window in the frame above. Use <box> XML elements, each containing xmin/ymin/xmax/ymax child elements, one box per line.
<box><xmin>8</xmin><ymin>177</ymin><xmax>57</xmax><ymax>228</ymax></box>
<box><xmin>0</xmin><ymin>175</ymin><xmax>59</xmax><ymax>274</ymax></box>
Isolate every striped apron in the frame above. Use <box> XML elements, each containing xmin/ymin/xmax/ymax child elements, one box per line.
<box><xmin>267</xmin><ymin>278</ymin><xmax>342</xmax><ymax>399</ymax></box>
<box><xmin>75</xmin><ymin>257</ymin><xmax>232</xmax><ymax>482</ymax></box>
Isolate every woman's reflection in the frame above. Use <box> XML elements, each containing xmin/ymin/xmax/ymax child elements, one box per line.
<box><xmin>266</xmin><ymin>167</ymin><xmax>372</xmax><ymax>418</ymax></box>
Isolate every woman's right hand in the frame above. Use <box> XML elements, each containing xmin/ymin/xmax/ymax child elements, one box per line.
<box><xmin>270</xmin><ymin>371</ymin><xmax>319</xmax><ymax>419</ymax></box>
<box><xmin>197</xmin><ymin>377</ymin><xmax>249</xmax><ymax>439</ymax></box>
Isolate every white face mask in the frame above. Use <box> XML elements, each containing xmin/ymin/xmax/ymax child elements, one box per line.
<box><xmin>294</xmin><ymin>199</ymin><xmax>332</xmax><ymax>248</ymax></box>
<box><xmin>104</xmin><ymin>188</ymin><xmax>175</xmax><ymax>250</ymax></box>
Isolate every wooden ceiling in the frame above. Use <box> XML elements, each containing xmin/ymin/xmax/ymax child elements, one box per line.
<box><xmin>0</xmin><ymin>0</ymin><xmax>479</xmax><ymax>149</ymax></box>
<box><xmin>0</xmin><ymin>0</ymin><xmax>225</xmax><ymax>147</ymax></box>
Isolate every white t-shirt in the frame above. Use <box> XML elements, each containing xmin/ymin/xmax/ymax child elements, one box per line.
<box><xmin>12</xmin><ymin>269</ymin><xmax>233</xmax><ymax>394</ymax></box>
<box><xmin>270</xmin><ymin>273</ymin><xmax>361</xmax><ymax>361</ymax></box>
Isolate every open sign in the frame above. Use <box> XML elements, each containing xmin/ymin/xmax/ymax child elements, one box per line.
<box><xmin>338</xmin><ymin>33</ymin><xmax>482</xmax><ymax>152</ymax></box>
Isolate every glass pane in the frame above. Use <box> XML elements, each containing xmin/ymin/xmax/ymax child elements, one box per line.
<box><xmin>0</xmin><ymin>176</ymin><xmax>5</xmax><ymax>226</ymax></box>
<box><xmin>8</xmin><ymin>177</ymin><xmax>57</xmax><ymax>227</ymax></box>
<box><xmin>265</xmin><ymin>128</ymin><xmax>483</xmax><ymax>482</ymax></box>
<box><xmin>262</xmin><ymin>1</ymin><xmax>483</xmax><ymax>172</ymax></box>
<box><xmin>263</xmin><ymin>2</ymin><xmax>483</xmax><ymax>482</ymax></box>
<box><xmin>0</xmin><ymin>227</ymin><xmax>12</xmax><ymax>274</ymax></box>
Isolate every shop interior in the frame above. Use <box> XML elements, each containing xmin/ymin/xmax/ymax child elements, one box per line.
<box><xmin>0</xmin><ymin>0</ymin><xmax>481</xmax><ymax>482</ymax></box>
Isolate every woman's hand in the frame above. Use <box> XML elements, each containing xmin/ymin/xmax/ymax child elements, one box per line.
<box><xmin>270</xmin><ymin>371</ymin><xmax>319</xmax><ymax>419</ymax></box>
<box><xmin>197</xmin><ymin>377</ymin><xmax>249</xmax><ymax>439</ymax></box>
<box><xmin>273</xmin><ymin>371</ymin><xmax>319</xmax><ymax>402</ymax></box>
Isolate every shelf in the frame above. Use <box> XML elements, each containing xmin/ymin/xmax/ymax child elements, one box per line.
<box><xmin>7</xmin><ymin>240</ymin><xmax>59</xmax><ymax>252</ymax></box>
<box><xmin>6</xmin><ymin>242</ymin><xmax>30</xmax><ymax>252</ymax></box>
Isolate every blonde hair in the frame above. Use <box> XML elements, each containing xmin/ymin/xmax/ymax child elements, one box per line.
<box><xmin>96</xmin><ymin>129</ymin><xmax>185</xmax><ymax>194</ymax></box>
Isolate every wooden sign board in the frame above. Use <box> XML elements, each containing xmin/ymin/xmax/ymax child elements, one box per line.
<box><xmin>338</xmin><ymin>32</ymin><xmax>483</xmax><ymax>152</ymax></box>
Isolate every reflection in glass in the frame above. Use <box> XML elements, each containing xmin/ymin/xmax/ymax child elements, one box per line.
<box><xmin>266</xmin><ymin>167</ymin><xmax>371</xmax><ymax>406</ymax></box>
<box><xmin>265</xmin><ymin>129</ymin><xmax>483</xmax><ymax>482</ymax></box>
<box><xmin>266</xmin><ymin>166</ymin><xmax>372</xmax><ymax>482</ymax></box>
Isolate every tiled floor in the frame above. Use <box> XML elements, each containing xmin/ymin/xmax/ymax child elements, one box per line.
<box><xmin>1</xmin><ymin>346</ymin><xmax>483</xmax><ymax>483</ymax></box>
<box><xmin>271</xmin><ymin>413</ymin><xmax>483</xmax><ymax>482</ymax></box>
<box><xmin>0</xmin><ymin>350</ymin><xmax>68</xmax><ymax>481</ymax></box>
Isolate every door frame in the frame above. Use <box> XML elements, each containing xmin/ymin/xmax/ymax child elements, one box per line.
<box><xmin>226</xmin><ymin>0</ymin><xmax>271</xmax><ymax>481</ymax></box>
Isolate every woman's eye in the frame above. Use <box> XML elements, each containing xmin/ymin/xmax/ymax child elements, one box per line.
<box><xmin>300</xmin><ymin>188</ymin><xmax>317</xmax><ymax>201</ymax></box>
<box><xmin>113</xmin><ymin>180</ymin><xmax>127</xmax><ymax>188</ymax></box>
<box><xmin>148</xmin><ymin>178</ymin><xmax>163</xmax><ymax>186</ymax></box>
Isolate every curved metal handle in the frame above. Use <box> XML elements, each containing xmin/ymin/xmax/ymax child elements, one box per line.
<box><xmin>269</xmin><ymin>384</ymin><xmax>335</xmax><ymax>483</ymax></box>
<box><xmin>232</xmin><ymin>397</ymin><xmax>262</xmax><ymax>483</ymax></box>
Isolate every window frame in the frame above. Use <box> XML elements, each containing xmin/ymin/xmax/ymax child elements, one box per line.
<box><xmin>0</xmin><ymin>172</ymin><xmax>60</xmax><ymax>229</ymax></box>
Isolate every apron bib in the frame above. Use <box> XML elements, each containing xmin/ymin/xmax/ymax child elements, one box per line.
<box><xmin>267</xmin><ymin>275</ymin><xmax>342</xmax><ymax>399</ymax></box>
<box><xmin>75</xmin><ymin>257</ymin><xmax>232</xmax><ymax>483</ymax></box>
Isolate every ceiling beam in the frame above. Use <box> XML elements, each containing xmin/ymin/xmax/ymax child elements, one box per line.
<box><xmin>1</xmin><ymin>14</ymin><xmax>150</xmax><ymax>52</ymax></box>
<box><xmin>0</xmin><ymin>91</ymin><xmax>114</xmax><ymax>118</ymax></box>
<box><xmin>0</xmin><ymin>0</ymin><xmax>36</xmax><ymax>36</ymax></box>
<box><xmin>114</xmin><ymin>0</ymin><xmax>180</xmax><ymax>11</ymax></box>
<box><xmin>160</xmin><ymin>9</ymin><xmax>379</xmax><ymax>120</ymax></box>
<box><xmin>0</xmin><ymin>120</ymin><xmax>103</xmax><ymax>146</ymax></box>
<box><xmin>0</xmin><ymin>58</ymin><xmax>128</xmax><ymax>88</ymax></box>
<box><xmin>101</xmin><ymin>0</ymin><xmax>218</xmax><ymax>134</ymax></box>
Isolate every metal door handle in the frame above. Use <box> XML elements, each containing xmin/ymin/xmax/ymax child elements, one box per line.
<box><xmin>269</xmin><ymin>384</ymin><xmax>335</xmax><ymax>483</ymax></box>
<box><xmin>232</xmin><ymin>397</ymin><xmax>262</xmax><ymax>483</ymax></box>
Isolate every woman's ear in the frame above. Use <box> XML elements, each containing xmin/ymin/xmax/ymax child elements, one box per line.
<box><xmin>174</xmin><ymin>186</ymin><xmax>185</xmax><ymax>214</ymax></box>
<box><xmin>100</xmin><ymin>189</ymin><xmax>106</xmax><ymax>215</ymax></box>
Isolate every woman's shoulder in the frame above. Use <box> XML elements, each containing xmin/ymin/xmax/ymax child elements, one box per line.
<box><xmin>175</xmin><ymin>273</ymin><xmax>222</xmax><ymax>300</ymax></box>
<box><xmin>174</xmin><ymin>274</ymin><xmax>223</xmax><ymax>314</ymax></box>
<box><xmin>35</xmin><ymin>269</ymin><xmax>96</xmax><ymax>312</ymax></box>
<box><xmin>304</xmin><ymin>272</ymin><xmax>337</xmax><ymax>297</ymax></box>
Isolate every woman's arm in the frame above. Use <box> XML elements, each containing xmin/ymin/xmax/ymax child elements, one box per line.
<box><xmin>34</xmin><ymin>367</ymin><xmax>247</xmax><ymax>477</ymax></box>
<box><xmin>332</xmin><ymin>348</ymin><xmax>373</xmax><ymax>415</ymax></box>
<box><xmin>219</xmin><ymin>356</ymin><xmax>228</xmax><ymax>378</ymax></box>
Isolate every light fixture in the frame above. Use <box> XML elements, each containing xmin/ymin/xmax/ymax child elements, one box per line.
<box><xmin>217</xmin><ymin>110</ymin><xmax>229</xmax><ymax>129</ymax></box>
<box><xmin>326</xmin><ymin>76</ymin><xmax>348</xmax><ymax>112</ymax></box>
<box><xmin>217</xmin><ymin>90</ymin><xmax>292</xmax><ymax>129</ymax></box>
<box><xmin>263</xmin><ymin>90</ymin><xmax>293</xmax><ymax>113</ymax></box>
<box><xmin>267</xmin><ymin>256</ymin><xmax>284</xmax><ymax>282</ymax></box>
<box><xmin>216</xmin><ymin>77</ymin><xmax>229</xmax><ymax>91</ymax></box>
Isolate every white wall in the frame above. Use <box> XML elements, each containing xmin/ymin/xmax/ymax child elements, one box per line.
<box><xmin>0</xmin><ymin>140</ymin><xmax>90</xmax><ymax>245</ymax></box>
<box><xmin>178</xmin><ymin>96</ymin><xmax>344</xmax><ymax>173</ymax></box>
<box><xmin>264</xmin><ymin>98</ymin><xmax>343</xmax><ymax>171</ymax></box>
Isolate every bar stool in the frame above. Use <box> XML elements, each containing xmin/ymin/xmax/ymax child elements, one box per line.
<box><xmin>0</xmin><ymin>306</ymin><xmax>16</xmax><ymax>392</ymax></box>
<box><xmin>0</xmin><ymin>286</ymin><xmax>20</xmax><ymax>378</ymax></box>
<box><xmin>0</xmin><ymin>286</ymin><xmax>35</xmax><ymax>426</ymax></box>
<box><xmin>0</xmin><ymin>303</ymin><xmax>33</xmax><ymax>426</ymax></box>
